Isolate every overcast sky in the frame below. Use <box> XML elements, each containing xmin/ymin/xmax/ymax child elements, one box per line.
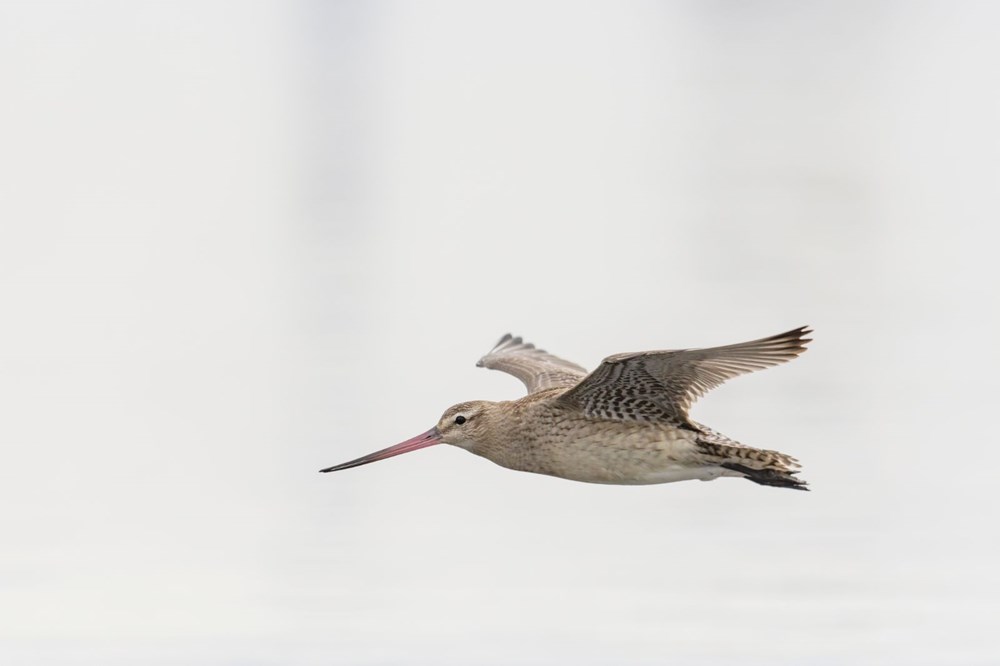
<box><xmin>2</xmin><ymin>2</ymin><xmax>998</xmax><ymax>664</ymax></box>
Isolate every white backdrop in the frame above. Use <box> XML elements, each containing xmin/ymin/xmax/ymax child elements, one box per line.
<box><xmin>2</xmin><ymin>2</ymin><xmax>998</xmax><ymax>664</ymax></box>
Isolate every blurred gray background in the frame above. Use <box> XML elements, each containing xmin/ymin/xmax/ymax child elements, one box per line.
<box><xmin>2</xmin><ymin>1</ymin><xmax>998</xmax><ymax>664</ymax></box>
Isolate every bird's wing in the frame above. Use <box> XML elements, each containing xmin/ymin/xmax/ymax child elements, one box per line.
<box><xmin>477</xmin><ymin>334</ymin><xmax>589</xmax><ymax>395</ymax></box>
<box><xmin>558</xmin><ymin>327</ymin><xmax>811</xmax><ymax>423</ymax></box>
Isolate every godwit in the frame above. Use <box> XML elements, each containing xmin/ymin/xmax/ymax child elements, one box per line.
<box><xmin>321</xmin><ymin>327</ymin><xmax>812</xmax><ymax>490</ymax></box>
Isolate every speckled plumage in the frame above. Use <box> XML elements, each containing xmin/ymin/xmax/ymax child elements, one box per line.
<box><xmin>321</xmin><ymin>327</ymin><xmax>812</xmax><ymax>490</ymax></box>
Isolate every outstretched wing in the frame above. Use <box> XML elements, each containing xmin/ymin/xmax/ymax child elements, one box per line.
<box><xmin>477</xmin><ymin>334</ymin><xmax>589</xmax><ymax>395</ymax></box>
<box><xmin>558</xmin><ymin>326</ymin><xmax>811</xmax><ymax>423</ymax></box>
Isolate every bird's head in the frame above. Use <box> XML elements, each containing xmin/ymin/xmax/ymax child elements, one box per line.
<box><xmin>433</xmin><ymin>400</ymin><xmax>493</xmax><ymax>450</ymax></box>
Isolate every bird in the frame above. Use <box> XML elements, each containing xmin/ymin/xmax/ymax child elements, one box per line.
<box><xmin>320</xmin><ymin>327</ymin><xmax>812</xmax><ymax>490</ymax></box>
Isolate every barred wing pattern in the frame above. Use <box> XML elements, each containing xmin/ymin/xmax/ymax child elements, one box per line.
<box><xmin>558</xmin><ymin>327</ymin><xmax>811</xmax><ymax>423</ymax></box>
<box><xmin>477</xmin><ymin>334</ymin><xmax>589</xmax><ymax>395</ymax></box>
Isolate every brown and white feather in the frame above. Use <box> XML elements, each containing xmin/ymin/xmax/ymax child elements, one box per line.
<box><xmin>558</xmin><ymin>326</ymin><xmax>811</xmax><ymax>424</ymax></box>
<box><xmin>477</xmin><ymin>334</ymin><xmax>588</xmax><ymax>394</ymax></box>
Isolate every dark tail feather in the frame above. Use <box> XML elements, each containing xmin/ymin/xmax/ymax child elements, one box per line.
<box><xmin>720</xmin><ymin>463</ymin><xmax>810</xmax><ymax>491</ymax></box>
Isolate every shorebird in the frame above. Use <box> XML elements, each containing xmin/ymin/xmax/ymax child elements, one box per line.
<box><xmin>321</xmin><ymin>327</ymin><xmax>812</xmax><ymax>490</ymax></box>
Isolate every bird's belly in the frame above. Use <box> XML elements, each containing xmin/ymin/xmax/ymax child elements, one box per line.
<box><xmin>504</xmin><ymin>427</ymin><xmax>727</xmax><ymax>485</ymax></box>
<box><xmin>612</xmin><ymin>465</ymin><xmax>732</xmax><ymax>485</ymax></box>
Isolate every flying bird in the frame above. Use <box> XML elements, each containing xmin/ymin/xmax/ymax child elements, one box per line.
<box><xmin>321</xmin><ymin>327</ymin><xmax>812</xmax><ymax>490</ymax></box>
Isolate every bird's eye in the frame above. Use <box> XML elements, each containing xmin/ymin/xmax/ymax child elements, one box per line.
<box><xmin>454</xmin><ymin>415</ymin><xmax>467</xmax><ymax>425</ymax></box>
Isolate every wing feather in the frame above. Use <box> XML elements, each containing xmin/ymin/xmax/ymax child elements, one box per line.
<box><xmin>477</xmin><ymin>334</ymin><xmax>588</xmax><ymax>395</ymax></box>
<box><xmin>558</xmin><ymin>327</ymin><xmax>811</xmax><ymax>423</ymax></box>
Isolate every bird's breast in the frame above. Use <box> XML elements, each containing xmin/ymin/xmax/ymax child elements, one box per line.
<box><xmin>478</xmin><ymin>412</ymin><xmax>702</xmax><ymax>484</ymax></box>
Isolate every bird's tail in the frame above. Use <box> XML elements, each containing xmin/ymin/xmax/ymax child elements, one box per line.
<box><xmin>694</xmin><ymin>428</ymin><xmax>809</xmax><ymax>491</ymax></box>
<box><xmin>717</xmin><ymin>461</ymin><xmax>809</xmax><ymax>490</ymax></box>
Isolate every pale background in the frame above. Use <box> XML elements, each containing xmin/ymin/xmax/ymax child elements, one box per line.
<box><xmin>2</xmin><ymin>1</ymin><xmax>998</xmax><ymax>664</ymax></box>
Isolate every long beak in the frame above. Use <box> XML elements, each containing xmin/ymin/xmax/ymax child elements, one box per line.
<box><xmin>319</xmin><ymin>427</ymin><xmax>442</xmax><ymax>473</ymax></box>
